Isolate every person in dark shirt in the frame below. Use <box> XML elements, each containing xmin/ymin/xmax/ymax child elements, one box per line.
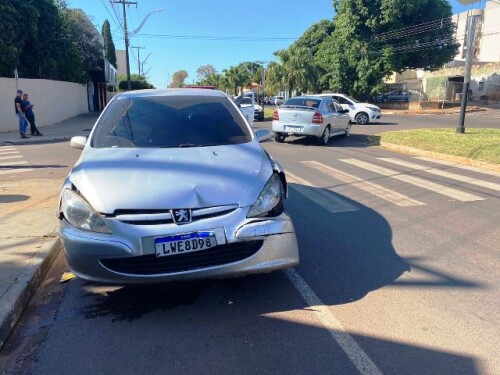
<box><xmin>14</xmin><ymin>89</ymin><xmax>29</xmax><ymax>138</ymax></box>
<box><xmin>22</xmin><ymin>93</ymin><xmax>42</xmax><ymax>136</ymax></box>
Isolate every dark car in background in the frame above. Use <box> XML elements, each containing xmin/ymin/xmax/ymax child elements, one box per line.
<box><xmin>376</xmin><ymin>91</ymin><xmax>410</xmax><ymax>103</ymax></box>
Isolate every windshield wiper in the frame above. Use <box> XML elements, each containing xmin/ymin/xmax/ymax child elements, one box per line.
<box><xmin>178</xmin><ymin>143</ymin><xmax>207</xmax><ymax>148</ymax></box>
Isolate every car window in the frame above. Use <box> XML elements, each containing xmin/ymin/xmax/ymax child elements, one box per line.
<box><xmin>326</xmin><ymin>100</ymin><xmax>336</xmax><ymax>112</ymax></box>
<box><xmin>92</xmin><ymin>95</ymin><xmax>252</xmax><ymax>148</ymax></box>
<box><xmin>283</xmin><ymin>98</ymin><xmax>321</xmax><ymax>109</ymax></box>
<box><xmin>335</xmin><ymin>96</ymin><xmax>349</xmax><ymax>105</ymax></box>
<box><xmin>333</xmin><ymin>102</ymin><xmax>343</xmax><ymax>112</ymax></box>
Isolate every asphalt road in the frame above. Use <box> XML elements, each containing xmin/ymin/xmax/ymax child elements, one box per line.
<box><xmin>1</xmin><ymin>113</ymin><xmax>499</xmax><ymax>375</ymax></box>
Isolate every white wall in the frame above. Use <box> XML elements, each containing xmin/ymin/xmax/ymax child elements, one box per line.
<box><xmin>0</xmin><ymin>78</ymin><xmax>89</xmax><ymax>132</ymax></box>
<box><xmin>480</xmin><ymin>2</ymin><xmax>500</xmax><ymax>62</ymax></box>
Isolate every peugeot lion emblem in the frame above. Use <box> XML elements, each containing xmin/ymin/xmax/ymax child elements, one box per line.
<box><xmin>172</xmin><ymin>209</ymin><xmax>192</xmax><ymax>224</ymax></box>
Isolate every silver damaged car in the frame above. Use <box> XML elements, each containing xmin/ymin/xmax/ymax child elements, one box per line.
<box><xmin>58</xmin><ymin>89</ymin><xmax>299</xmax><ymax>284</ymax></box>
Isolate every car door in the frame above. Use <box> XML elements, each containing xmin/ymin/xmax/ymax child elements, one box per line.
<box><xmin>326</xmin><ymin>99</ymin><xmax>343</xmax><ymax>132</ymax></box>
<box><xmin>333</xmin><ymin>101</ymin><xmax>348</xmax><ymax>131</ymax></box>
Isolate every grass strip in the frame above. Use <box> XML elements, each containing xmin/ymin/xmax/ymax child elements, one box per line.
<box><xmin>369</xmin><ymin>128</ymin><xmax>500</xmax><ymax>164</ymax></box>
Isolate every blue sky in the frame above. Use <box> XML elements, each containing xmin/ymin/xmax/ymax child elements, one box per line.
<box><xmin>67</xmin><ymin>0</ymin><xmax>483</xmax><ymax>88</ymax></box>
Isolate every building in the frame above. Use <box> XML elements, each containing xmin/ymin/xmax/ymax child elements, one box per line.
<box><xmin>386</xmin><ymin>1</ymin><xmax>500</xmax><ymax>103</ymax></box>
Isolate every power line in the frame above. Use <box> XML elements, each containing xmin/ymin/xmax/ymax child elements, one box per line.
<box><xmin>372</xmin><ymin>18</ymin><xmax>454</xmax><ymax>41</ymax></box>
<box><xmin>135</xmin><ymin>33</ymin><xmax>299</xmax><ymax>41</ymax></box>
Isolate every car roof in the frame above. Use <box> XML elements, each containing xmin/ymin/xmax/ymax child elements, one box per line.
<box><xmin>316</xmin><ymin>93</ymin><xmax>346</xmax><ymax>97</ymax></box>
<box><xmin>116</xmin><ymin>88</ymin><xmax>227</xmax><ymax>99</ymax></box>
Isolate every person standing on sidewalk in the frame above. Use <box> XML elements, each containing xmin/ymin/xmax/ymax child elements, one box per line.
<box><xmin>14</xmin><ymin>90</ymin><xmax>29</xmax><ymax>138</ymax></box>
<box><xmin>22</xmin><ymin>93</ymin><xmax>43</xmax><ymax>136</ymax></box>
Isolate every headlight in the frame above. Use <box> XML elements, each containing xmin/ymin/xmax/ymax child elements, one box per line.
<box><xmin>61</xmin><ymin>189</ymin><xmax>111</xmax><ymax>234</ymax></box>
<box><xmin>247</xmin><ymin>174</ymin><xmax>283</xmax><ymax>218</ymax></box>
<box><xmin>366</xmin><ymin>106</ymin><xmax>379</xmax><ymax>111</ymax></box>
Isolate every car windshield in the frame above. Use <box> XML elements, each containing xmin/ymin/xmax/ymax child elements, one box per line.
<box><xmin>283</xmin><ymin>98</ymin><xmax>321</xmax><ymax>109</ymax></box>
<box><xmin>91</xmin><ymin>95</ymin><xmax>252</xmax><ymax>148</ymax></box>
<box><xmin>240</xmin><ymin>97</ymin><xmax>253</xmax><ymax>105</ymax></box>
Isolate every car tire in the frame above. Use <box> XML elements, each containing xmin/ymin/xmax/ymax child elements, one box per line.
<box><xmin>274</xmin><ymin>133</ymin><xmax>286</xmax><ymax>143</ymax></box>
<box><xmin>355</xmin><ymin>112</ymin><xmax>369</xmax><ymax>125</ymax></box>
<box><xmin>318</xmin><ymin>126</ymin><xmax>330</xmax><ymax>146</ymax></box>
<box><xmin>259</xmin><ymin>115</ymin><xmax>264</xmax><ymax>121</ymax></box>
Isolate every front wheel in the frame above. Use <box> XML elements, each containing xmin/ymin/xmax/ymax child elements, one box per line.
<box><xmin>355</xmin><ymin>112</ymin><xmax>369</xmax><ymax>125</ymax></box>
<box><xmin>318</xmin><ymin>126</ymin><xmax>330</xmax><ymax>146</ymax></box>
<box><xmin>274</xmin><ymin>133</ymin><xmax>286</xmax><ymax>143</ymax></box>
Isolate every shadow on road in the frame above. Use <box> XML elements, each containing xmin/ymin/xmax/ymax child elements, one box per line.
<box><xmin>0</xmin><ymin>184</ymin><xmax>486</xmax><ymax>374</ymax></box>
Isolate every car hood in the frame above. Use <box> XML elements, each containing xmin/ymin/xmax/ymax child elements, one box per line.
<box><xmin>69</xmin><ymin>141</ymin><xmax>272</xmax><ymax>214</ymax></box>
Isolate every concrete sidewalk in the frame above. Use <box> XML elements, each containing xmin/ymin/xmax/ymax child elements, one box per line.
<box><xmin>0</xmin><ymin>112</ymin><xmax>99</xmax><ymax>145</ymax></box>
<box><xmin>0</xmin><ymin>113</ymin><xmax>99</xmax><ymax>349</ymax></box>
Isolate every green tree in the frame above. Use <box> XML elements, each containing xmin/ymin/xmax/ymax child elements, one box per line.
<box><xmin>102</xmin><ymin>19</ymin><xmax>117</xmax><ymax>68</ymax></box>
<box><xmin>0</xmin><ymin>0</ymin><xmax>39</xmax><ymax>77</ymax></box>
<box><xmin>268</xmin><ymin>45</ymin><xmax>318</xmax><ymax>97</ymax></box>
<box><xmin>316</xmin><ymin>0</ymin><xmax>458</xmax><ymax>97</ymax></box>
<box><xmin>118</xmin><ymin>74</ymin><xmax>154</xmax><ymax>91</ymax></box>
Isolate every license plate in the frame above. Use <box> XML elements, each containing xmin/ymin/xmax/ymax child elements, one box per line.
<box><xmin>284</xmin><ymin>125</ymin><xmax>303</xmax><ymax>132</ymax></box>
<box><xmin>154</xmin><ymin>232</ymin><xmax>217</xmax><ymax>257</ymax></box>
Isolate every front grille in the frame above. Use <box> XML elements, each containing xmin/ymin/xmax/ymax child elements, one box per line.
<box><xmin>100</xmin><ymin>240</ymin><xmax>263</xmax><ymax>275</ymax></box>
<box><xmin>113</xmin><ymin>205</ymin><xmax>238</xmax><ymax>225</ymax></box>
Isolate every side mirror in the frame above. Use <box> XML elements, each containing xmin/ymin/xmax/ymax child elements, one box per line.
<box><xmin>70</xmin><ymin>136</ymin><xmax>87</xmax><ymax>150</ymax></box>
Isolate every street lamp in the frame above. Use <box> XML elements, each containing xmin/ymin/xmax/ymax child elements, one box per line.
<box><xmin>255</xmin><ymin>61</ymin><xmax>269</xmax><ymax>105</ymax></box>
<box><xmin>121</xmin><ymin>7</ymin><xmax>164</xmax><ymax>90</ymax></box>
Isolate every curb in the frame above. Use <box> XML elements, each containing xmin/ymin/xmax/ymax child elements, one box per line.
<box><xmin>382</xmin><ymin>107</ymin><xmax>487</xmax><ymax>116</ymax></box>
<box><xmin>0</xmin><ymin>237</ymin><xmax>61</xmax><ymax>350</ymax></box>
<box><xmin>378</xmin><ymin>141</ymin><xmax>500</xmax><ymax>173</ymax></box>
<box><xmin>2</xmin><ymin>136</ymin><xmax>71</xmax><ymax>146</ymax></box>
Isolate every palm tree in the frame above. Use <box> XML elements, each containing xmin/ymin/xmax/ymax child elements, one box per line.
<box><xmin>273</xmin><ymin>45</ymin><xmax>319</xmax><ymax>97</ymax></box>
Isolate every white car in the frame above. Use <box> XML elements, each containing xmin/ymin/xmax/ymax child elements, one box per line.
<box><xmin>316</xmin><ymin>93</ymin><xmax>381</xmax><ymax>125</ymax></box>
<box><xmin>234</xmin><ymin>95</ymin><xmax>255</xmax><ymax>126</ymax></box>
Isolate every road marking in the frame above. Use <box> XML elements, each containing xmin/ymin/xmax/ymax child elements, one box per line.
<box><xmin>413</xmin><ymin>157</ymin><xmax>500</xmax><ymax>178</ymax></box>
<box><xmin>286</xmin><ymin>171</ymin><xmax>360</xmax><ymax>213</ymax></box>
<box><xmin>302</xmin><ymin>160</ymin><xmax>425</xmax><ymax>207</ymax></box>
<box><xmin>0</xmin><ymin>150</ymin><xmax>19</xmax><ymax>155</ymax></box>
<box><xmin>0</xmin><ymin>168</ymin><xmax>33</xmax><ymax>175</ymax></box>
<box><xmin>340</xmin><ymin>159</ymin><xmax>484</xmax><ymax>202</ymax></box>
<box><xmin>0</xmin><ymin>160</ymin><xmax>28</xmax><ymax>166</ymax></box>
<box><xmin>379</xmin><ymin>158</ymin><xmax>500</xmax><ymax>192</ymax></box>
<box><xmin>284</xmin><ymin>269</ymin><xmax>383</xmax><ymax>375</ymax></box>
<box><xmin>0</xmin><ymin>146</ymin><xmax>17</xmax><ymax>151</ymax></box>
<box><xmin>0</xmin><ymin>155</ymin><xmax>22</xmax><ymax>161</ymax></box>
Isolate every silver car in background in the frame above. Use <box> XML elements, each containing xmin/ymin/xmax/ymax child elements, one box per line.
<box><xmin>272</xmin><ymin>96</ymin><xmax>352</xmax><ymax>145</ymax></box>
<box><xmin>58</xmin><ymin>89</ymin><xmax>299</xmax><ymax>284</ymax></box>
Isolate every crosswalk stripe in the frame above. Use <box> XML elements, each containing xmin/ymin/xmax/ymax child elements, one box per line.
<box><xmin>0</xmin><ymin>147</ymin><xmax>17</xmax><ymax>152</ymax></box>
<box><xmin>0</xmin><ymin>168</ymin><xmax>33</xmax><ymax>175</ymax></box>
<box><xmin>379</xmin><ymin>158</ymin><xmax>500</xmax><ymax>192</ymax></box>
<box><xmin>413</xmin><ymin>157</ymin><xmax>500</xmax><ymax>178</ymax></box>
<box><xmin>286</xmin><ymin>171</ymin><xmax>360</xmax><ymax>213</ymax></box>
<box><xmin>0</xmin><ymin>155</ymin><xmax>22</xmax><ymax>161</ymax></box>
<box><xmin>340</xmin><ymin>159</ymin><xmax>484</xmax><ymax>202</ymax></box>
<box><xmin>0</xmin><ymin>160</ymin><xmax>27</xmax><ymax>166</ymax></box>
<box><xmin>302</xmin><ymin>160</ymin><xmax>425</xmax><ymax>207</ymax></box>
<box><xmin>0</xmin><ymin>151</ymin><xmax>20</xmax><ymax>156</ymax></box>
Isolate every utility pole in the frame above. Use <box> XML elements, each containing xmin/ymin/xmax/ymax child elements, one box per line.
<box><xmin>131</xmin><ymin>46</ymin><xmax>145</xmax><ymax>75</ymax></box>
<box><xmin>457</xmin><ymin>14</ymin><xmax>480</xmax><ymax>134</ymax></box>
<box><xmin>112</xmin><ymin>0</ymin><xmax>137</xmax><ymax>91</ymax></box>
